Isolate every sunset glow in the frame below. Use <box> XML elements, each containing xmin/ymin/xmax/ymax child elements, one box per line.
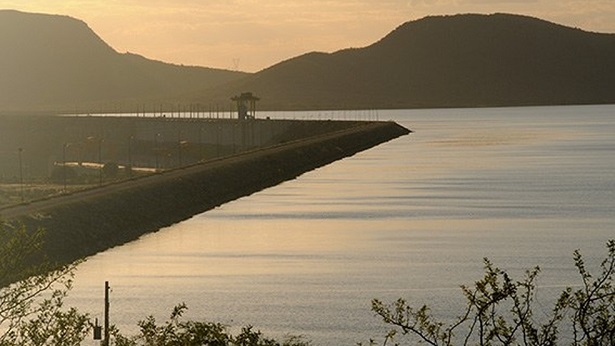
<box><xmin>0</xmin><ymin>1</ymin><xmax>613</xmax><ymax>71</ymax></box>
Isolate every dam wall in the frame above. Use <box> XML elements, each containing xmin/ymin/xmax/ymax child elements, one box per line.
<box><xmin>0</xmin><ymin>115</ymin><xmax>366</xmax><ymax>179</ymax></box>
<box><xmin>1</xmin><ymin>121</ymin><xmax>410</xmax><ymax>267</ymax></box>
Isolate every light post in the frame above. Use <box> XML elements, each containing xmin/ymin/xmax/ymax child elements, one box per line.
<box><xmin>62</xmin><ymin>143</ymin><xmax>68</xmax><ymax>192</ymax></box>
<box><xmin>128</xmin><ymin>136</ymin><xmax>134</xmax><ymax>177</ymax></box>
<box><xmin>177</xmin><ymin>131</ymin><xmax>182</xmax><ymax>167</ymax></box>
<box><xmin>98</xmin><ymin>138</ymin><xmax>103</xmax><ymax>186</ymax></box>
<box><xmin>178</xmin><ymin>141</ymin><xmax>188</xmax><ymax>167</ymax></box>
<box><xmin>198</xmin><ymin>126</ymin><xmax>203</xmax><ymax>160</ymax></box>
<box><xmin>86</xmin><ymin>136</ymin><xmax>103</xmax><ymax>185</ymax></box>
<box><xmin>216</xmin><ymin>125</ymin><xmax>221</xmax><ymax>157</ymax></box>
<box><xmin>154</xmin><ymin>133</ymin><xmax>161</xmax><ymax>171</ymax></box>
<box><xmin>18</xmin><ymin>148</ymin><xmax>24</xmax><ymax>202</ymax></box>
<box><xmin>232</xmin><ymin>123</ymin><xmax>237</xmax><ymax>154</ymax></box>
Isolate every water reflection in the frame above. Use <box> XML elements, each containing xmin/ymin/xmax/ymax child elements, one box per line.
<box><xmin>70</xmin><ymin>105</ymin><xmax>615</xmax><ymax>345</ymax></box>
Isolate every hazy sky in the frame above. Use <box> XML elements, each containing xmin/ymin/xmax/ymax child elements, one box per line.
<box><xmin>1</xmin><ymin>1</ymin><xmax>614</xmax><ymax>72</ymax></box>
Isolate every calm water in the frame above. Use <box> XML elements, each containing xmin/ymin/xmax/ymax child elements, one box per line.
<box><xmin>69</xmin><ymin>105</ymin><xmax>615</xmax><ymax>345</ymax></box>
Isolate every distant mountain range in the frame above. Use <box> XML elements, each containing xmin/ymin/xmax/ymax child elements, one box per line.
<box><xmin>1</xmin><ymin>10</ymin><xmax>614</xmax><ymax>112</ymax></box>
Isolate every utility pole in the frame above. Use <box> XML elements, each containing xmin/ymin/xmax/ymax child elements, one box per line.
<box><xmin>103</xmin><ymin>281</ymin><xmax>110</xmax><ymax>346</ymax></box>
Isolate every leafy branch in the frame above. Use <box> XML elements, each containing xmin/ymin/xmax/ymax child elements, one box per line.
<box><xmin>367</xmin><ymin>240</ymin><xmax>614</xmax><ymax>346</ymax></box>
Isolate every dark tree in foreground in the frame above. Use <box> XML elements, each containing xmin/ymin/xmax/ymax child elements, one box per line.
<box><xmin>366</xmin><ymin>240</ymin><xmax>614</xmax><ymax>346</ymax></box>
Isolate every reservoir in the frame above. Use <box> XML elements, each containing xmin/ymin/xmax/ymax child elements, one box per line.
<box><xmin>68</xmin><ymin>105</ymin><xmax>615</xmax><ymax>345</ymax></box>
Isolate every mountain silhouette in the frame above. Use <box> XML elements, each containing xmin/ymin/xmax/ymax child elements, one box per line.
<box><xmin>1</xmin><ymin>11</ymin><xmax>614</xmax><ymax>112</ymax></box>
<box><xmin>0</xmin><ymin>10</ymin><xmax>246</xmax><ymax>112</ymax></box>
<box><xmin>210</xmin><ymin>13</ymin><xmax>615</xmax><ymax>109</ymax></box>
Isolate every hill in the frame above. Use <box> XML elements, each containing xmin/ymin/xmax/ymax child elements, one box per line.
<box><xmin>1</xmin><ymin>11</ymin><xmax>614</xmax><ymax>111</ymax></box>
<box><xmin>0</xmin><ymin>10</ymin><xmax>247</xmax><ymax>112</ymax></box>
<box><xmin>200</xmin><ymin>13</ymin><xmax>615</xmax><ymax>110</ymax></box>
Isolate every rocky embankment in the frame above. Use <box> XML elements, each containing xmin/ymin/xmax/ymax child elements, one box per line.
<box><xmin>1</xmin><ymin>121</ymin><xmax>409</xmax><ymax>266</ymax></box>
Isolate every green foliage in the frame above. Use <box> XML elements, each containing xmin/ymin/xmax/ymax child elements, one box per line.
<box><xmin>366</xmin><ymin>240</ymin><xmax>615</xmax><ymax>346</ymax></box>
<box><xmin>0</xmin><ymin>222</ymin><xmax>91</xmax><ymax>345</ymax></box>
<box><xmin>112</xmin><ymin>303</ymin><xmax>311</xmax><ymax>346</ymax></box>
<box><xmin>0</xmin><ymin>223</ymin><xmax>46</xmax><ymax>286</ymax></box>
<box><xmin>0</xmin><ymin>223</ymin><xmax>309</xmax><ymax>346</ymax></box>
<box><xmin>569</xmin><ymin>241</ymin><xmax>615</xmax><ymax>345</ymax></box>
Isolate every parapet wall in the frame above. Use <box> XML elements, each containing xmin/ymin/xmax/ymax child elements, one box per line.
<box><xmin>1</xmin><ymin>121</ymin><xmax>410</xmax><ymax>266</ymax></box>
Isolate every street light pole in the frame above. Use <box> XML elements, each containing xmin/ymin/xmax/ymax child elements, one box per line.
<box><xmin>63</xmin><ymin>143</ymin><xmax>67</xmax><ymax>192</ymax></box>
<box><xmin>198</xmin><ymin>127</ymin><xmax>203</xmax><ymax>160</ymax></box>
<box><xmin>154</xmin><ymin>133</ymin><xmax>160</xmax><ymax>171</ymax></box>
<box><xmin>98</xmin><ymin>138</ymin><xmax>103</xmax><ymax>186</ymax></box>
<box><xmin>177</xmin><ymin>130</ymin><xmax>182</xmax><ymax>167</ymax></box>
<box><xmin>128</xmin><ymin>136</ymin><xmax>133</xmax><ymax>177</ymax></box>
<box><xmin>18</xmin><ymin>148</ymin><xmax>24</xmax><ymax>202</ymax></box>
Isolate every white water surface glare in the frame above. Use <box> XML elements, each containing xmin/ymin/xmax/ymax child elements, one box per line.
<box><xmin>69</xmin><ymin>105</ymin><xmax>615</xmax><ymax>345</ymax></box>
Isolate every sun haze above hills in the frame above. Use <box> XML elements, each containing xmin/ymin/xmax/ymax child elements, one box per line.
<box><xmin>5</xmin><ymin>0</ymin><xmax>614</xmax><ymax>73</ymax></box>
<box><xmin>1</xmin><ymin>10</ymin><xmax>614</xmax><ymax>112</ymax></box>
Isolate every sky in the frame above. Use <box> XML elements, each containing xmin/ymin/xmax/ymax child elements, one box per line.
<box><xmin>1</xmin><ymin>0</ymin><xmax>614</xmax><ymax>72</ymax></box>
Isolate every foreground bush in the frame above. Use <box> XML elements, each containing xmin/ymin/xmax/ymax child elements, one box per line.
<box><xmin>0</xmin><ymin>223</ymin><xmax>309</xmax><ymax>345</ymax></box>
<box><xmin>112</xmin><ymin>303</ymin><xmax>310</xmax><ymax>346</ymax></box>
<box><xmin>367</xmin><ymin>240</ymin><xmax>614</xmax><ymax>346</ymax></box>
<box><xmin>0</xmin><ymin>223</ymin><xmax>90</xmax><ymax>345</ymax></box>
